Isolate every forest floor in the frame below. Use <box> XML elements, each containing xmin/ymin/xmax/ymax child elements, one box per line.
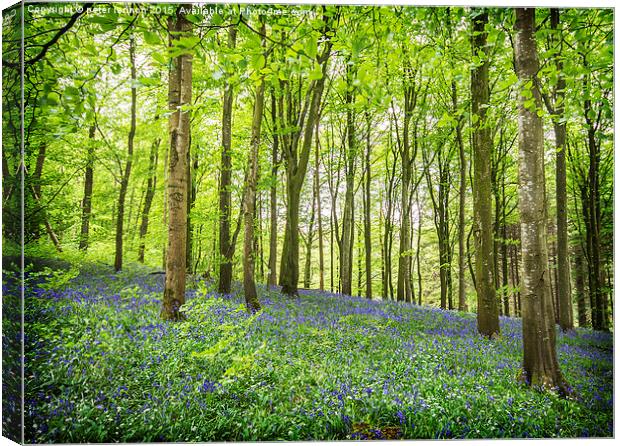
<box><xmin>4</xmin><ymin>261</ymin><xmax>613</xmax><ymax>442</ymax></box>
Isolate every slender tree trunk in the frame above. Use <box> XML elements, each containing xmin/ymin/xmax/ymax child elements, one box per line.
<box><xmin>79</xmin><ymin>125</ymin><xmax>96</xmax><ymax>251</ymax></box>
<box><xmin>138</xmin><ymin>138</ymin><xmax>160</xmax><ymax>263</ymax></box>
<box><xmin>415</xmin><ymin>188</ymin><xmax>423</xmax><ymax>305</ymax></box>
<box><xmin>514</xmin><ymin>7</ymin><xmax>569</xmax><ymax>393</ymax></box>
<box><xmin>242</xmin><ymin>27</ymin><xmax>265</xmax><ymax>313</ymax></box>
<box><xmin>471</xmin><ymin>10</ymin><xmax>500</xmax><ymax>337</ymax></box>
<box><xmin>315</xmin><ymin>120</ymin><xmax>325</xmax><ymax>290</ymax></box>
<box><xmin>186</xmin><ymin>132</ymin><xmax>196</xmax><ymax>273</ymax></box>
<box><xmin>114</xmin><ymin>35</ymin><xmax>137</xmax><ymax>272</ymax></box>
<box><xmin>267</xmin><ymin>91</ymin><xmax>279</xmax><ymax>288</ymax></box>
<box><xmin>454</xmin><ymin>82</ymin><xmax>468</xmax><ymax>312</ymax></box>
<box><xmin>574</xmin><ymin>245</ymin><xmax>588</xmax><ymax>327</ymax></box>
<box><xmin>501</xmin><ymin>177</ymin><xmax>510</xmax><ymax>316</ymax></box>
<box><xmin>218</xmin><ymin>26</ymin><xmax>237</xmax><ymax>294</ymax></box>
<box><xmin>162</xmin><ymin>6</ymin><xmax>192</xmax><ymax>320</ymax></box>
<box><xmin>340</xmin><ymin>64</ymin><xmax>356</xmax><ymax>296</ymax></box>
<box><xmin>363</xmin><ymin>113</ymin><xmax>372</xmax><ymax>299</ymax></box>
<box><xmin>303</xmin><ymin>174</ymin><xmax>316</xmax><ymax>288</ymax></box>
<box><xmin>397</xmin><ymin>106</ymin><xmax>413</xmax><ymax>302</ymax></box>
<box><xmin>544</xmin><ymin>8</ymin><xmax>573</xmax><ymax>331</ymax></box>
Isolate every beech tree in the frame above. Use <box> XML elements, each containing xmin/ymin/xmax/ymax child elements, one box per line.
<box><xmin>514</xmin><ymin>7</ymin><xmax>569</xmax><ymax>393</ymax></box>
<box><xmin>161</xmin><ymin>5</ymin><xmax>193</xmax><ymax>321</ymax></box>
<box><xmin>471</xmin><ymin>10</ymin><xmax>500</xmax><ymax>338</ymax></box>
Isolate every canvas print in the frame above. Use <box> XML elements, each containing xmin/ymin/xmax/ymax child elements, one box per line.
<box><xmin>1</xmin><ymin>0</ymin><xmax>614</xmax><ymax>442</ymax></box>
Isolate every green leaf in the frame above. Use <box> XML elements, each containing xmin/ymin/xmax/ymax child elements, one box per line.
<box><xmin>308</xmin><ymin>65</ymin><xmax>323</xmax><ymax>81</ymax></box>
<box><xmin>305</xmin><ymin>34</ymin><xmax>317</xmax><ymax>59</ymax></box>
<box><xmin>152</xmin><ymin>52</ymin><xmax>168</xmax><ymax>65</ymax></box>
<box><xmin>143</xmin><ymin>31</ymin><xmax>160</xmax><ymax>45</ymax></box>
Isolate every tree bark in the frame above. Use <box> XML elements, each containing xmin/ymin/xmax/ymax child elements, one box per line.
<box><xmin>471</xmin><ymin>10</ymin><xmax>500</xmax><ymax>337</ymax></box>
<box><xmin>218</xmin><ymin>26</ymin><xmax>237</xmax><ymax>294</ymax></box>
<box><xmin>315</xmin><ymin>120</ymin><xmax>325</xmax><ymax>290</ymax></box>
<box><xmin>363</xmin><ymin>112</ymin><xmax>372</xmax><ymax>299</ymax></box>
<box><xmin>454</xmin><ymin>81</ymin><xmax>468</xmax><ymax>312</ymax></box>
<box><xmin>267</xmin><ymin>90</ymin><xmax>279</xmax><ymax>288</ymax></box>
<box><xmin>279</xmin><ymin>23</ymin><xmax>332</xmax><ymax>296</ymax></box>
<box><xmin>303</xmin><ymin>173</ymin><xmax>317</xmax><ymax>289</ymax></box>
<box><xmin>242</xmin><ymin>25</ymin><xmax>265</xmax><ymax>313</ymax></box>
<box><xmin>514</xmin><ymin>7</ymin><xmax>569</xmax><ymax>393</ymax></box>
<box><xmin>162</xmin><ymin>6</ymin><xmax>192</xmax><ymax>321</ymax></box>
<box><xmin>340</xmin><ymin>64</ymin><xmax>356</xmax><ymax>296</ymax></box>
<box><xmin>114</xmin><ymin>35</ymin><xmax>137</xmax><ymax>272</ymax></box>
<box><xmin>79</xmin><ymin>125</ymin><xmax>96</xmax><ymax>251</ymax></box>
<box><xmin>573</xmin><ymin>245</ymin><xmax>588</xmax><ymax>327</ymax></box>
<box><xmin>138</xmin><ymin>138</ymin><xmax>160</xmax><ymax>263</ymax></box>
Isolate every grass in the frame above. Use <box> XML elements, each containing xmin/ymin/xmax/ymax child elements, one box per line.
<box><xmin>7</xmin><ymin>261</ymin><xmax>613</xmax><ymax>442</ymax></box>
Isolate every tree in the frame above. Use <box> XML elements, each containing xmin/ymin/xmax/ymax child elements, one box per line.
<box><xmin>514</xmin><ymin>7</ymin><xmax>569</xmax><ymax>393</ymax></box>
<box><xmin>279</xmin><ymin>9</ymin><xmax>334</xmax><ymax>296</ymax></box>
<box><xmin>218</xmin><ymin>26</ymin><xmax>237</xmax><ymax>295</ymax></box>
<box><xmin>78</xmin><ymin>124</ymin><xmax>96</xmax><ymax>251</ymax></box>
<box><xmin>114</xmin><ymin>34</ymin><xmax>137</xmax><ymax>272</ymax></box>
<box><xmin>266</xmin><ymin>91</ymin><xmax>279</xmax><ymax>288</ymax></box>
<box><xmin>540</xmin><ymin>8</ymin><xmax>573</xmax><ymax>331</ymax></box>
<box><xmin>138</xmin><ymin>138</ymin><xmax>160</xmax><ymax>263</ymax></box>
<box><xmin>162</xmin><ymin>6</ymin><xmax>193</xmax><ymax>321</ymax></box>
<box><xmin>241</xmin><ymin>20</ymin><xmax>266</xmax><ymax>313</ymax></box>
<box><xmin>471</xmin><ymin>10</ymin><xmax>499</xmax><ymax>338</ymax></box>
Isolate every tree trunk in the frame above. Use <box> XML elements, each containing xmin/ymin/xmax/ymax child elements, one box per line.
<box><xmin>573</xmin><ymin>245</ymin><xmax>588</xmax><ymax>327</ymax></box>
<box><xmin>539</xmin><ymin>8</ymin><xmax>573</xmax><ymax>331</ymax></box>
<box><xmin>79</xmin><ymin>125</ymin><xmax>96</xmax><ymax>251</ymax></box>
<box><xmin>162</xmin><ymin>6</ymin><xmax>192</xmax><ymax>321</ymax></box>
<box><xmin>397</xmin><ymin>87</ymin><xmax>414</xmax><ymax>303</ymax></box>
<box><xmin>138</xmin><ymin>138</ymin><xmax>160</xmax><ymax>263</ymax></box>
<box><xmin>471</xmin><ymin>10</ymin><xmax>500</xmax><ymax>337</ymax></box>
<box><xmin>303</xmin><ymin>172</ymin><xmax>316</xmax><ymax>289</ymax></box>
<box><xmin>454</xmin><ymin>81</ymin><xmax>468</xmax><ymax>312</ymax></box>
<box><xmin>242</xmin><ymin>27</ymin><xmax>265</xmax><ymax>313</ymax></box>
<box><xmin>501</xmin><ymin>176</ymin><xmax>510</xmax><ymax>316</ymax></box>
<box><xmin>218</xmin><ymin>26</ymin><xmax>237</xmax><ymax>294</ymax></box>
<box><xmin>280</xmin><ymin>32</ymin><xmax>332</xmax><ymax>296</ymax></box>
<box><xmin>363</xmin><ymin>112</ymin><xmax>372</xmax><ymax>299</ymax></box>
<box><xmin>267</xmin><ymin>90</ymin><xmax>279</xmax><ymax>288</ymax></box>
<box><xmin>415</xmin><ymin>192</ymin><xmax>423</xmax><ymax>306</ymax></box>
<box><xmin>340</xmin><ymin>65</ymin><xmax>356</xmax><ymax>296</ymax></box>
<box><xmin>514</xmin><ymin>7</ymin><xmax>569</xmax><ymax>393</ymax></box>
<box><xmin>114</xmin><ymin>35</ymin><xmax>137</xmax><ymax>272</ymax></box>
<box><xmin>315</xmin><ymin>120</ymin><xmax>325</xmax><ymax>290</ymax></box>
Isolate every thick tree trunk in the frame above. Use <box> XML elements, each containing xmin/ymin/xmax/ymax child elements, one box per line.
<box><xmin>162</xmin><ymin>6</ymin><xmax>192</xmax><ymax>321</ymax></box>
<box><xmin>114</xmin><ymin>35</ymin><xmax>137</xmax><ymax>272</ymax></box>
<box><xmin>218</xmin><ymin>26</ymin><xmax>237</xmax><ymax>294</ymax></box>
<box><xmin>514</xmin><ymin>7</ymin><xmax>569</xmax><ymax>393</ymax></box>
<box><xmin>242</xmin><ymin>33</ymin><xmax>265</xmax><ymax>313</ymax></box>
<box><xmin>471</xmin><ymin>10</ymin><xmax>500</xmax><ymax>337</ymax></box>
<box><xmin>138</xmin><ymin>138</ymin><xmax>160</xmax><ymax>263</ymax></box>
<box><xmin>79</xmin><ymin>125</ymin><xmax>95</xmax><ymax>251</ymax></box>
